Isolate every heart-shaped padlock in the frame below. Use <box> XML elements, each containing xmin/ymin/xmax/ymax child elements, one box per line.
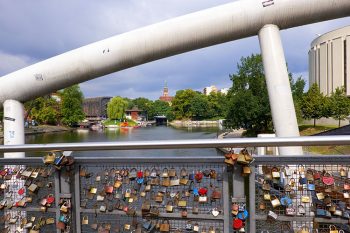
<box><xmin>212</xmin><ymin>208</ymin><xmax>219</xmax><ymax>217</ymax></box>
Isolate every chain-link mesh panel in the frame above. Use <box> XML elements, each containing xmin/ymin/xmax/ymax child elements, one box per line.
<box><xmin>78</xmin><ymin>163</ymin><xmax>226</xmax><ymax>233</ymax></box>
<box><xmin>0</xmin><ymin>164</ymin><xmax>58</xmax><ymax>232</ymax></box>
<box><xmin>255</xmin><ymin>163</ymin><xmax>350</xmax><ymax>232</ymax></box>
<box><xmin>80</xmin><ymin>212</ymin><xmax>224</xmax><ymax>233</ymax></box>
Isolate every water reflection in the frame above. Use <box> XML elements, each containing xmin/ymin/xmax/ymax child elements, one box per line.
<box><xmin>2</xmin><ymin>126</ymin><xmax>219</xmax><ymax>157</ymax></box>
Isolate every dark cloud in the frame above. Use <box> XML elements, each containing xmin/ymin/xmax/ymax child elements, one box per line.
<box><xmin>0</xmin><ymin>1</ymin><xmax>349</xmax><ymax>100</ymax></box>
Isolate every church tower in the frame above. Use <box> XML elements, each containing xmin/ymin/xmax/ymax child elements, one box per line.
<box><xmin>159</xmin><ymin>81</ymin><xmax>174</xmax><ymax>103</ymax></box>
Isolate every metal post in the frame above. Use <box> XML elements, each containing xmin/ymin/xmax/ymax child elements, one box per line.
<box><xmin>3</xmin><ymin>100</ymin><xmax>25</xmax><ymax>232</ymax></box>
<box><xmin>258</xmin><ymin>24</ymin><xmax>303</xmax><ymax>156</ymax></box>
<box><xmin>3</xmin><ymin>99</ymin><xmax>25</xmax><ymax>158</ymax></box>
<box><xmin>248</xmin><ymin>166</ymin><xmax>256</xmax><ymax>232</ymax></box>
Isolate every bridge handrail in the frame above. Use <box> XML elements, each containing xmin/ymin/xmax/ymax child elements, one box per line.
<box><xmin>0</xmin><ymin>135</ymin><xmax>350</xmax><ymax>152</ymax></box>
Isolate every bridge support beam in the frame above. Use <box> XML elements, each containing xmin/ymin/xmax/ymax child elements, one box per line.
<box><xmin>3</xmin><ymin>99</ymin><xmax>25</xmax><ymax>158</ymax></box>
<box><xmin>258</xmin><ymin>24</ymin><xmax>303</xmax><ymax>155</ymax></box>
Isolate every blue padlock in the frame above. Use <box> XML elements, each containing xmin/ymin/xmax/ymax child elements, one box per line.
<box><xmin>237</xmin><ymin>209</ymin><xmax>248</xmax><ymax>220</ymax></box>
<box><xmin>137</xmin><ymin>178</ymin><xmax>144</xmax><ymax>184</ymax></box>
<box><xmin>299</xmin><ymin>176</ymin><xmax>307</xmax><ymax>185</ymax></box>
<box><xmin>280</xmin><ymin>196</ymin><xmax>292</xmax><ymax>206</ymax></box>
<box><xmin>307</xmin><ymin>183</ymin><xmax>315</xmax><ymax>191</ymax></box>
<box><xmin>189</xmin><ymin>172</ymin><xmax>195</xmax><ymax>181</ymax></box>
<box><xmin>193</xmin><ymin>188</ymin><xmax>199</xmax><ymax>196</ymax></box>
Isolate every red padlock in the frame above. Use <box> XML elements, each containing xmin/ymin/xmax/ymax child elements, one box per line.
<box><xmin>137</xmin><ymin>170</ymin><xmax>143</xmax><ymax>178</ymax></box>
<box><xmin>123</xmin><ymin>205</ymin><xmax>129</xmax><ymax>212</ymax></box>
<box><xmin>18</xmin><ymin>187</ymin><xmax>25</xmax><ymax>195</ymax></box>
<box><xmin>46</xmin><ymin>195</ymin><xmax>55</xmax><ymax>204</ymax></box>
<box><xmin>195</xmin><ymin>171</ymin><xmax>203</xmax><ymax>182</ymax></box>
<box><xmin>198</xmin><ymin>187</ymin><xmax>207</xmax><ymax>196</ymax></box>
<box><xmin>233</xmin><ymin>218</ymin><xmax>243</xmax><ymax>230</ymax></box>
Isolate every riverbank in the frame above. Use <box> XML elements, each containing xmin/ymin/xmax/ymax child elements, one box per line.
<box><xmin>217</xmin><ymin>129</ymin><xmax>245</xmax><ymax>153</ymax></box>
<box><xmin>0</xmin><ymin>125</ymin><xmax>72</xmax><ymax>138</ymax></box>
<box><xmin>170</xmin><ymin>120</ymin><xmax>220</xmax><ymax>128</ymax></box>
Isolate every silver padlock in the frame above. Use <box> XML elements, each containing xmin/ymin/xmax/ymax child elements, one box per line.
<box><xmin>238</xmin><ymin>204</ymin><xmax>245</xmax><ymax>212</ymax></box>
<box><xmin>267</xmin><ymin>210</ymin><xmax>278</xmax><ymax>220</ymax></box>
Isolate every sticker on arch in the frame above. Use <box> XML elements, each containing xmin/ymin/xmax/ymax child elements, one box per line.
<box><xmin>262</xmin><ymin>0</ymin><xmax>274</xmax><ymax>7</ymax></box>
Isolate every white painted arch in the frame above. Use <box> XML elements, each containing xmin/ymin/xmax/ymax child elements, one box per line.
<box><xmin>0</xmin><ymin>0</ymin><xmax>349</xmax><ymax>104</ymax></box>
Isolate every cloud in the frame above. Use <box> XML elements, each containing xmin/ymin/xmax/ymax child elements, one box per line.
<box><xmin>0</xmin><ymin>51</ymin><xmax>34</xmax><ymax>76</ymax></box>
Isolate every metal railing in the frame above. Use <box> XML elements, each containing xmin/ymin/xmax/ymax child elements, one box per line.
<box><xmin>1</xmin><ymin>135</ymin><xmax>350</xmax><ymax>233</ymax></box>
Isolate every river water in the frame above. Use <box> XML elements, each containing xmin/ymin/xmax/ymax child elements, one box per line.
<box><xmin>22</xmin><ymin>126</ymin><xmax>220</xmax><ymax>157</ymax></box>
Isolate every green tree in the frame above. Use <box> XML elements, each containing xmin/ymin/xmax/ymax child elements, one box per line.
<box><xmin>107</xmin><ymin>96</ymin><xmax>128</xmax><ymax>120</ymax></box>
<box><xmin>190</xmin><ymin>94</ymin><xmax>209</xmax><ymax>120</ymax></box>
<box><xmin>60</xmin><ymin>85</ymin><xmax>85</xmax><ymax>126</ymax></box>
<box><xmin>225</xmin><ymin>54</ymin><xmax>272</xmax><ymax>133</ymax></box>
<box><xmin>300</xmin><ymin>83</ymin><xmax>328</xmax><ymax>127</ymax></box>
<box><xmin>207</xmin><ymin>92</ymin><xmax>227</xmax><ymax>119</ymax></box>
<box><xmin>290</xmin><ymin>76</ymin><xmax>306</xmax><ymax>123</ymax></box>
<box><xmin>0</xmin><ymin>108</ymin><xmax>3</xmax><ymax>130</ymax></box>
<box><xmin>226</xmin><ymin>54</ymin><xmax>306</xmax><ymax>134</ymax></box>
<box><xmin>329</xmin><ymin>87</ymin><xmax>350</xmax><ymax>127</ymax></box>
<box><xmin>171</xmin><ymin>89</ymin><xmax>198</xmax><ymax>119</ymax></box>
<box><xmin>148</xmin><ymin>100</ymin><xmax>174</xmax><ymax>120</ymax></box>
<box><xmin>25</xmin><ymin>96</ymin><xmax>60</xmax><ymax>125</ymax></box>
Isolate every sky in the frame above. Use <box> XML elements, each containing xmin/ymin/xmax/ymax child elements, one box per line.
<box><xmin>0</xmin><ymin>1</ymin><xmax>349</xmax><ymax>100</ymax></box>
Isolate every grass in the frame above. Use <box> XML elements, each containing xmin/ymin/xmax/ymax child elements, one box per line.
<box><xmin>102</xmin><ymin>119</ymin><xmax>137</xmax><ymax>127</ymax></box>
<box><xmin>298</xmin><ymin>125</ymin><xmax>338</xmax><ymax>136</ymax></box>
<box><xmin>299</xmin><ymin>124</ymin><xmax>350</xmax><ymax>155</ymax></box>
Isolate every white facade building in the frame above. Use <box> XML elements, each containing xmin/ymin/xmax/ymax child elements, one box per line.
<box><xmin>203</xmin><ymin>85</ymin><xmax>218</xmax><ymax>95</ymax></box>
<box><xmin>220</xmin><ymin>88</ymin><xmax>229</xmax><ymax>95</ymax></box>
<box><xmin>309</xmin><ymin>26</ymin><xmax>350</xmax><ymax>96</ymax></box>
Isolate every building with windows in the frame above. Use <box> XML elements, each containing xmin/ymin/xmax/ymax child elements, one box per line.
<box><xmin>309</xmin><ymin>26</ymin><xmax>350</xmax><ymax>96</ymax></box>
<box><xmin>83</xmin><ymin>97</ymin><xmax>111</xmax><ymax>120</ymax></box>
<box><xmin>125</xmin><ymin>106</ymin><xmax>147</xmax><ymax>121</ymax></box>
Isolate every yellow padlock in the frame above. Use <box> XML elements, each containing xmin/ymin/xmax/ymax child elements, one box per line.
<box><xmin>301</xmin><ymin>196</ymin><xmax>310</xmax><ymax>203</ymax></box>
<box><xmin>82</xmin><ymin>216</ymin><xmax>89</xmax><ymax>225</ymax></box>
<box><xmin>299</xmin><ymin>226</ymin><xmax>309</xmax><ymax>233</ymax></box>
<box><xmin>329</xmin><ymin>225</ymin><xmax>339</xmax><ymax>233</ymax></box>
<box><xmin>270</xmin><ymin>195</ymin><xmax>281</xmax><ymax>208</ymax></box>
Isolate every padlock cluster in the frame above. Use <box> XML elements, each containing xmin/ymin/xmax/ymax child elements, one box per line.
<box><xmin>80</xmin><ymin>165</ymin><xmax>225</xmax><ymax>232</ymax></box>
<box><xmin>57</xmin><ymin>198</ymin><xmax>72</xmax><ymax>232</ymax></box>
<box><xmin>43</xmin><ymin>151</ymin><xmax>74</xmax><ymax>170</ymax></box>
<box><xmin>0</xmin><ymin>164</ymin><xmax>56</xmax><ymax>232</ymax></box>
<box><xmin>2</xmin><ymin>214</ymin><xmax>56</xmax><ymax>232</ymax></box>
<box><xmin>256</xmin><ymin>164</ymin><xmax>350</xmax><ymax>232</ymax></box>
<box><xmin>232</xmin><ymin>202</ymin><xmax>248</xmax><ymax>232</ymax></box>
<box><xmin>224</xmin><ymin>149</ymin><xmax>253</xmax><ymax>176</ymax></box>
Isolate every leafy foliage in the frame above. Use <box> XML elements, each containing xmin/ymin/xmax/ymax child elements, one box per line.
<box><xmin>25</xmin><ymin>96</ymin><xmax>60</xmax><ymax>125</ymax></box>
<box><xmin>171</xmin><ymin>89</ymin><xmax>198</xmax><ymax>119</ymax></box>
<box><xmin>225</xmin><ymin>54</ymin><xmax>271</xmax><ymax>133</ymax></box>
<box><xmin>148</xmin><ymin>100</ymin><xmax>174</xmax><ymax>121</ymax></box>
<box><xmin>329</xmin><ymin>87</ymin><xmax>350</xmax><ymax>127</ymax></box>
<box><xmin>207</xmin><ymin>92</ymin><xmax>227</xmax><ymax>118</ymax></box>
<box><xmin>300</xmin><ymin>83</ymin><xmax>328</xmax><ymax>126</ymax></box>
<box><xmin>107</xmin><ymin>96</ymin><xmax>128</xmax><ymax>120</ymax></box>
<box><xmin>225</xmin><ymin>54</ymin><xmax>305</xmax><ymax>134</ymax></box>
<box><xmin>290</xmin><ymin>76</ymin><xmax>306</xmax><ymax>123</ymax></box>
<box><xmin>171</xmin><ymin>89</ymin><xmax>226</xmax><ymax>120</ymax></box>
<box><xmin>60</xmin><ymin>85</ymin><xmax>85</xmax><ymax>126</ymax></box>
